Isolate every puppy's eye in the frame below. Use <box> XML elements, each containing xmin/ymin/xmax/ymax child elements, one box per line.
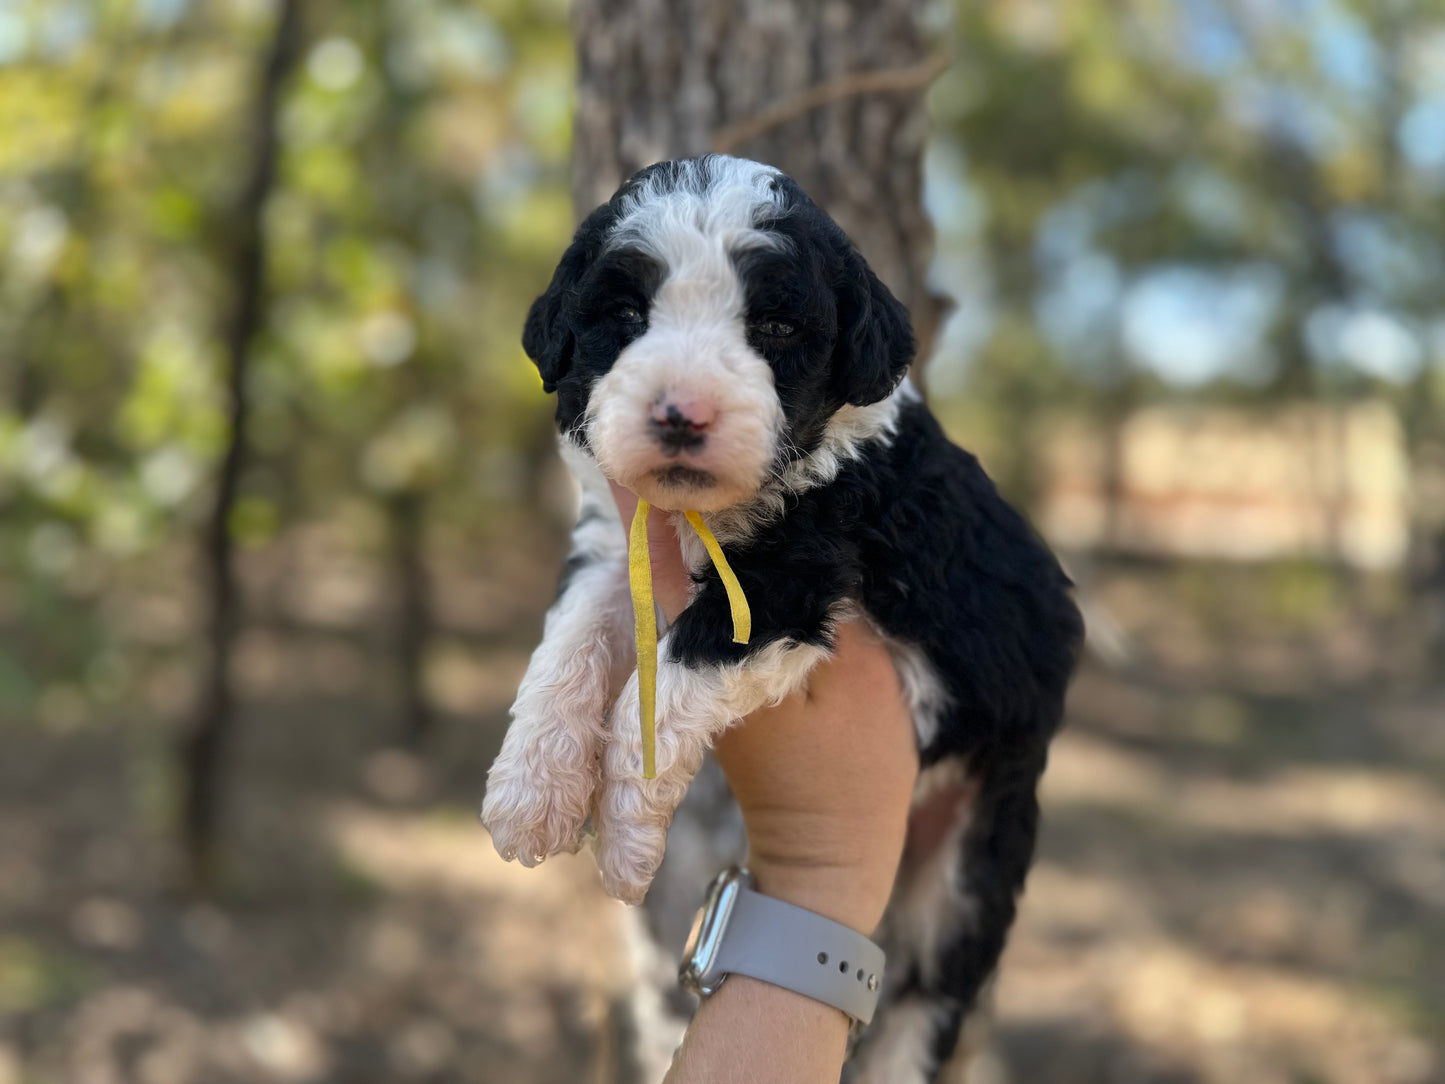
<box><xmin>755</xmin><ymin>319</ymin><xmax>796</xmax><ymax>339</ymax></box>
<box><xmin>614</xmin><ymin>305</ymin><xmax>644</xmax><ymax>324</ymax></box>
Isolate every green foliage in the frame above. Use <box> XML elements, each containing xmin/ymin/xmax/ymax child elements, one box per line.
<box><xmin>0</xmin><ymin>936</ymin><xmax>96</xmax><ymax>1013</ymax></box>
<box><xmin>0</xmin><ymin>0</ymin><xmax>573</xmax><ymax>719</ymax></box>
<box><xmin>929</xmin><ymin>0</ymin><xmax>1445</xmax><ymax>496</ymax></box>
<box><xmin>6</xmin><ymin>0</ymin><xmax>1445</xmax><ymax>720</ymax></box>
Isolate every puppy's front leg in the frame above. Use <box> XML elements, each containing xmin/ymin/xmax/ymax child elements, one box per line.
<box><xmin>482</xmin><ymin>501</ymin><xmax>633</xmax><ymax>866</ymax></box>
<box><xmin>594</xmin><ymin>634</ymin><xmax>831</xmax><ymax>904</ymax></box>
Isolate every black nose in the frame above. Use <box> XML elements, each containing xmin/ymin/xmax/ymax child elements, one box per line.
<box><xmin>650</xmin><ymin>405</ymin><xmax>708</xmax><ymax>454</ymax></box>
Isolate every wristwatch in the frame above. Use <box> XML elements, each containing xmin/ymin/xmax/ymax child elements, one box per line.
<box><xmin>678</xmin><ymin>867</ymin><xmax>886</xmax><ymax>1025</ymax></box>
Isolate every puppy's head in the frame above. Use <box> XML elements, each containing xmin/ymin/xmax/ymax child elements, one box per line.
<box><xmin>524</xmin><ymin>155</ymin><xmax>913</xmax><ymax>511</ymax></box>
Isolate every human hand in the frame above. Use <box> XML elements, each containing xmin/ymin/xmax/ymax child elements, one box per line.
<box><xmin>607</xmin><ymin>482</ymin><xmax>918</xmax><ymax>936</ymax></box>
<box><xmin>607</xmin><ymin>482</ymin><xmax>917</xmax><ymax>1081</ymax></box>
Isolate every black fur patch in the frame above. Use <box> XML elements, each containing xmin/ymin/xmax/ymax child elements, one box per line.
<box><xmin>670</xmin><ymin>398</ymin><xmax>1082</xmax><ymax>766</ymax></box>
<box><xmin>528</xmin><ymin>157</ymin><xmax>1084</xmax><ymax>1082</ymax></box>
<box><xmin>522</xmin><ymin>156</ymin><xmax>914</xmax><ymax>463</ymax></box>
<box><xmin>522</xmin><ymin>201</ymin><xmax>664</xmax><ymax>438</ymax></box>
<box><xmin>664</xmin><ymin>396</ymin><xmax>1082</xmax><ymax>1071</ymax></box>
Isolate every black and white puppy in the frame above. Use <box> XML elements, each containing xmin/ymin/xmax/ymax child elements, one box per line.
<box><xmin>482</xmin><ymin>155</ymin><xmax>1083</xmax><ymax>1082</ymax></box>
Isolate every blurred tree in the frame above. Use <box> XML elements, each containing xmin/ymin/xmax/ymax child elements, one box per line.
<box><xmin>0</xmin><ymin>0</ymin><xmax>574</xmax><ymax>875</ymax></box>
<box><xmin>2</xmin><ymin>0</ymin><xmax>1441</xmax><ymax>912</ymax></box>
<box><xmin>928</xmin><ymin>0</ymin><xmax>1445</xmax><ymax>637</ymax></box>
<box><xmin>566</xmin><ymin>0</ymin><xmax>951</xmax><ymax>1076</ymax></box>
<box><xmin>572</xmin><ymin>0</ymin><xmax>950</xmax><ymax>359</ymax></box>
<box><xmin>179</xmin><ymin>0</ymin><xmax>305</xmax><ymax>890</ymax></box>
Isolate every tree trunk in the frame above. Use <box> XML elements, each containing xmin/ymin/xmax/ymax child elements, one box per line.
<box><xmin>573</xmin><ymin>0</ymin><xmax>947</xmax><ymax>361</ymax></box>
<box><xmin>568</xmin><ymin>2</ymin><xmax>946</xmax><ymax>1077</ymax></box>
<box><xmin>178</xmin><ymin>0</ymin><xmax>304</xmax><ymax>892</ymax></box>
<box><xmin>392</xmin><ymin>492</ymin><xmax>434</xmax><ymax>747</ymax></box>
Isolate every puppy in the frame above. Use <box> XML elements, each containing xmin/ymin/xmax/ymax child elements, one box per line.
<box><xmin>482</xmin><ymin>155</ymin><xmax>1083</xmax><ymax>1082</ymax></box>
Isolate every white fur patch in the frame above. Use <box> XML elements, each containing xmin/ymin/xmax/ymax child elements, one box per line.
<box><xmin>585</xmin><ymin>293</ymin><xmax>782</xmax><ymax>511</ymax></box>
<box><xmin>586</xmin><ymin>157</ymin><xmax>789</xmax><ymax>513</ymax></box>
<box><xmin>684</xmin><ymin>378</ymin><xmax>914</xmax><ymax>553</ymax></box>
<box><xmin>616</xmin><ymin>906</ymin><xmax>689</xmax><ymax>1082</ymax></box>
<box><xmin>560</xmin><ymin>439</ymin><xmax>627</xmax><ymax>566</ymax></box>
<box><xmin>849</xmin><ymin>761</ymin><xmax>983</xmax><ymax>1081</ymax></box>
<box><xmin>607</xmin><ymin>156</ymin><xmax>788</xmax><ymax>261</ymax></box>
<box><xmin>778</xmin><ymin>378</ymin><xmax>915</xmax><ymax>497</ymax></box>
<box><xmin>893</xmin><ymin>760</ymin><xmax>978</xmax><ymax>988</ymax></box>
<box><xmin>882</xmin><ymin>622</ymin><xmax>951</xmax><ymax>751</ymax></box>
<box><xmin>848</xmin><ymin>998</ymin><xmax>945</xmax><ymax>1084</ymax></box>
<box><xmin>480</xmin><ymin>442</ymin><xmax>633</xmax><ymax>866</ymax></box>
<box><xmin>593</xmin><ymin>635</ymin><xmax>831</xmax><ymax>903</ymax></box>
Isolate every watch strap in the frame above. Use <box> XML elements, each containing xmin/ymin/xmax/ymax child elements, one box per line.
<box><xmin>710</xmin><ymin>886</ymin><xmax>886</xmax><ymax>1025</ymax></box>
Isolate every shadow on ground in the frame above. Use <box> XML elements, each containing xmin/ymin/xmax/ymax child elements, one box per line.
<box><xmin>1</xmin><ymin>537</ymin><xmax>1442</xmax><ymax>1083</ymax></box>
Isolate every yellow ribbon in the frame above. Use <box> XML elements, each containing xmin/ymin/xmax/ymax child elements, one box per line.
<box><xmin>628</xmin><ymin>500</ymin><xmax>751</xmax><ymax>779</ymax></box>
<box><xmin>683</xmin><ymin>511</ymin><xmax>752</xmax><ymax>646</ymax></box>
<box><xmin>628</xmin><ymin>500</ymin><xmax>659</xmax><ymax>780</ymax></box>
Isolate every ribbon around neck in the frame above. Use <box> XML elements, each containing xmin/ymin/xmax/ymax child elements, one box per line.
<box><xmin>627</xmin><ymin>499</ymin><xmax>751</xmax><ymax>779</ymax></box>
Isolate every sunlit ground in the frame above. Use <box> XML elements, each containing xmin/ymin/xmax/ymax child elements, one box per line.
<box><xmin>2</xmin><ymin>521</ymin><xmax>1442</xmax><ymax>1083</ymax></box>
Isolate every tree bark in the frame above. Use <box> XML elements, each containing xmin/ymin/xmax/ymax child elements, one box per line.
<box><xmin>178</xmin><ymin>0</ymin><xmax>304</xmax><ymax>891</ymax></box>
<box><xmin>568</xmin><ymin>2</ymin><xmax>947</xmax><ymax>1076</ymax></box>
<box><xmin>573</xmin><ymin>0</ymin><xmax>947</xmax><ymax>360</ymax></box>
<box><xmin>392</xmin><ymin>492</ymin><xmax>434</xmax><ymax>747</ymax></box>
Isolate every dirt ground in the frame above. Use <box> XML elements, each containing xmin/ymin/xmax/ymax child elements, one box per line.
<box><xmin>2</xmin><ymin>523</ymin><xmax>1443</xmax><ymax>1083</ymax></box>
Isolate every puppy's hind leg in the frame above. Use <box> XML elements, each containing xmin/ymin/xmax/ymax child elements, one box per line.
<box><xmin>848</xmin><ymin>743</ymin><xmax>1047</xmax><ymax>1084</ymax></box>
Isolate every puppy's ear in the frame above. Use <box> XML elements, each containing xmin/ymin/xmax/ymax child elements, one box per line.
<box><xmin>832</xmin><ymin>249</ymin><xmax>915</xmax><ymax>407</ymax></box>
<box><xmin>522</xmin><ymin>205</ymin><xmax>612</xmax><ymax>392</ymax></box>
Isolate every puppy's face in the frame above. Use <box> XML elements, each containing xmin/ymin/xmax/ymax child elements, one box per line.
<box><xmin>524</xmin><ymin>156</ymin><xmax>913</xmax><ymax>512</ymax></box>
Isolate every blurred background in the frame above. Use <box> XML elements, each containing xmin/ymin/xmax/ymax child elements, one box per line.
<box><xmin>2</xmin><ymin>0</ymin><xmax>1443</xmax><ymax>1081</ymax></box>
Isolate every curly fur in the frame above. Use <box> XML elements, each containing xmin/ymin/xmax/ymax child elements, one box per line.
<box><xmin>483</xmin><ymin>154</ymin><xmax>1083</xmax><ymax>1083</ymax></box>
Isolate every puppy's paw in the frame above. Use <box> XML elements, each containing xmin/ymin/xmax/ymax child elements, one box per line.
<box><xmin>592</xmin><ymin>667</ymin><xmax>716</xmax><ymax>903</ymax></box>
<box><xmin>481</xmin><ymin>730</ymin><xmax>595</xmax><ymax>867</ymax></box>
<box><xmin>592</xmin><ymin>779</ymin><xmax>668</xmax><ymax>905</ymax></box>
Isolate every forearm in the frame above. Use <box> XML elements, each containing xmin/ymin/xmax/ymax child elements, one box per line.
<box><xmin>609</xmin><ymin>483</ymin><xmax>914</xmax><ymax>1083</ymax></box>
<box><xmin>664</xmin><ymin>975</ymin><xmax>849</xmax><ymax>1084</ymax></box>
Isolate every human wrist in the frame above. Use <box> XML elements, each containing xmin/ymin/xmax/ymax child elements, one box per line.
<box><xmin>666</xmin><ymin>974</ymin><xmax>848</xmax><ymax>1084</ymax></box>
<box><xmin>745</xmin><ymin>853</ymin><xmax>892</xmax><ymax>937</ymax></box>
